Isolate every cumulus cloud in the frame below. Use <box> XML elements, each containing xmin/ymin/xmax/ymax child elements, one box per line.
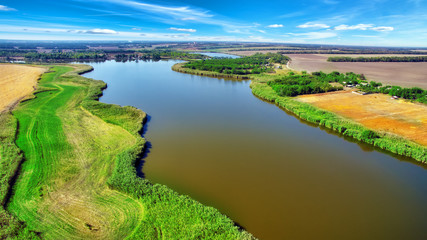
<box><xmin>371</xmin><ymin>26</ymin><xmax>394</xmax><ymax>31</ymax></box>
<box><xmin>169</xmin><ymin>27</ymin><xmax>196</xmax><ymax>32</ymax></box>
<box><xmin>267</xmin><ymin>24</ymin><xmax>283</xmax><ymax>28</ymax></box>
<box><xmin>297</xmin><ymin>22</ymin><xmax>330</xmax><ymax>29</ymax></box>
<box><xmin>0</xmin><ymin>5</ymin><xmax>16</xmax><ymax>11</ymax></box>
<box><xmin>334</xmin><ymin>24</ymin><xmax>374</xmax><ymax>30</ymax></box>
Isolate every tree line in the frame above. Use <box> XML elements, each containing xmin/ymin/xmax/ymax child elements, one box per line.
<box><xmin>24</xmin><ymin>52</ymin><xmax>107</xmax><ymax>61</ymax></box>
<box><xmin>114</xmin><ymin>51</ymin><xmax>207</xmax><ymax>62</ymax></box>
<box><xmin>328</xmin><ymin>56</ymin><xmax>427</xmax><ymax>62</ymax></box>
<box><xmin>183</xmin><ymin>53</ymin><xmax>289</xmax><ymax>75</ymax></box>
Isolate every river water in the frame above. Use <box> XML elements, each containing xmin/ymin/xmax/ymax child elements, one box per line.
<box><xmin>83</xmin><ymin>59</ymin><xmax>427</xmax><ymax>240</ymax></box>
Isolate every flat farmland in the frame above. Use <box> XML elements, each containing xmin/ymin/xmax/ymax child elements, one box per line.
<box><xmin>297</xmin><ymin>90</ymin><xmax>427</xmax><ymax>146</ymax></box>
<box><xmin>0</xmin><ymin>64</ymin><xmax>46</xmax><ymax>112</ymax></box>
<box><xmin>287</xmin><ymin>54</ymin><xmax>427</xmax><ymax>88</ymax></box>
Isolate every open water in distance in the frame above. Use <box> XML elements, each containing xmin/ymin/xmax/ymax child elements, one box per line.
<box><xmin>83</xmin><ymin>59</ymin><xmax>427</xmax><ymax>240</ymax></box>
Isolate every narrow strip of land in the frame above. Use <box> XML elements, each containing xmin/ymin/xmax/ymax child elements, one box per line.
<box><xmin>2</xmin><ymin>64</ymin><xmax>253</xmax><ymax>239</ymax></box>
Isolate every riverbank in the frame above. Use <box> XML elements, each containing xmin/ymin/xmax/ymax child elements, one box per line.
<box><xmin>172</xmin><ymin>63</ymin><xmax>426</xmax><ymax>163</ymax></box>
<box><xmin>1</xmin><ymin>64</ymin><xmax>254</xmax><ymax>239</ymax></box>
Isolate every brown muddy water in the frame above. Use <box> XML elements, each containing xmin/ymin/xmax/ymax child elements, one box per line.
<box><xmin>83</xmin><ymin>60</ymin><xmax>427</xmax><ymax>240</ymax></box>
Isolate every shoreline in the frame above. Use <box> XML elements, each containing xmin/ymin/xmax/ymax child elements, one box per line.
<box><xmin>2</xmin><ymin>64</ymin><xmax>254</xmax><ymax>239</ymax></box>
<box><xmin>172</xmin><ymin>63</ymin><xmax>426</xmax><ymax>163</ymax></box>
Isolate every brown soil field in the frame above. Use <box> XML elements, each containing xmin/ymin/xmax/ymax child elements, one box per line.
<box><xmin>0</xmin><ymin>64</ymin><xmax>46</xmax><ymax>112</ymax></box>
<box><xmin>287</xmin><ymin>54</ymin><xmax>427</xmax><ymax>89</ymax></box>
<box><xmin>297</xmin><ymin>90</ymin><xmax>427</xmax><ymax>146</ymax></box>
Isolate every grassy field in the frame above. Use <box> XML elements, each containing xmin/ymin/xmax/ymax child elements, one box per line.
<box><xmin>0</xmin><ymin>64</ymin><xmax>46</xmax><ymax>112</ymax></box>
<box><xmin>2</xmin><ymin>64</ymin><xmax>253</xmax><ymax>239</ymax></box>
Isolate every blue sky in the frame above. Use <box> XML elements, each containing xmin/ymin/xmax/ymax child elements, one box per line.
<box><xmin>0</xmin><ymin>0</ymin><xmax>426</xmax><ymax>47</ymax></box>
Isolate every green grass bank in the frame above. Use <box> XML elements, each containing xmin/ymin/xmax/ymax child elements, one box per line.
<box><xmin>2</xmin><ymin>64</ymin><xmax>254</xmax><ymax>239</ymax></box>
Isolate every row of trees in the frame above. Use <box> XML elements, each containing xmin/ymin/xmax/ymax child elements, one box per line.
<box><xmin>115</xmin><ymin>51</ymin><xmax>207</xmax><ymax>62</ymax></box>
<box><xmin>183</xmin><ymin>53</ymin><xmax>289</xmax><ymax>75</ymax></box>
<box><xmin>24</xmin><ymin>52</ymin><xmax>107</xmax><ymax>61</ymax></box>
<box><xmin>328</xmin><ymin>56</ymin><xmax>427</xmax><ymax>62</ymax></box>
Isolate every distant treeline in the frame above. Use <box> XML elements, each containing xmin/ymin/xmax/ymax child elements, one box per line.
<box><xmin>328</xmin><ymin>56</ymin><xmax>427</xmax><ymax>62</ymax></box>
<box><xmin>278</xmin><ymin>50</ymin><xmax>427</xmax><ymax>55</ymax></box>
<box><xmin>227</xmin><ymin>47</ymin><xmax>299</xmax><ymax>51</ymax></box>
<box><xmin>183</xmin><ymin>53</ymin><xmax>289</xmax><ymax>75</ymax></box>
<box><xmin>268</xmin><ymin>71</ymin><xmax>362</xmax><ymax>96</ymax></box>
<box><xmin>24</xmin><ymin>52</ymin><xmax>107</xmax><ymax>61</ymax></box>
<box><xmin>114</xmin><ymin>50</ymin><xmax>207</xmax><ymax>62</ymax></box>
<box><xmin>0</xmin><ymin>50</ymin><xmax>207</xmax><ymax>62</ymax></box>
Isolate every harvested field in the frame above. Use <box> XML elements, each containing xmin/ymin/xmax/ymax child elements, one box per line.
<box><xmin>0</xmin><ymin>64</ymin><xmax>46</xmax><ymax>112</ymax></box>
<box><xmin>297</xmin><ymin>90</ymin><xmax>427</xmax><ymax>146</ymax></box>
<box><xmin>287</xmin><ymin>54</ymin><xmax>427</xmax><ymax>89</ymax></box>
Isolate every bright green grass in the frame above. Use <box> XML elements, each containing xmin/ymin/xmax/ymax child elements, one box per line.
<box><xmin>0</xmin><ymin>112</ymin><xmax>39</xmax><ymax>239</ymax></box>
<box><xmin>5</xmin><ymin>65</ymin><xmax>254</xmax><ymax>239</ymax></box>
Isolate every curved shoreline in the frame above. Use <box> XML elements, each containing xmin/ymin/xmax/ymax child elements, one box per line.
<box><xmin>2</xmin><ymin>64</ymin><xmax>254</xmax><ymax>239</ymax></box>
<box><xmin>172</xmin><ymin>63</ymin><xmax>426</xmax><ymax>163</ymax></box>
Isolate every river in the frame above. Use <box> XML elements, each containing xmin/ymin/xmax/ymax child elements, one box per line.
<box><xmin>83</xmin><ymin>59</ymin><xmax>427</xmax><ymax>240</ymax></box>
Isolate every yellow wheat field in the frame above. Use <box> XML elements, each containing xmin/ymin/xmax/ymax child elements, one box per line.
<box><xmin>0</xmin><ymin>64</ymin><xmax>46</xmax><ymax>112</ymax></box>
<box><xmin>297</xmin><ymin>90</ymin><xmax>427</xmax><ymax>146</ymax></box>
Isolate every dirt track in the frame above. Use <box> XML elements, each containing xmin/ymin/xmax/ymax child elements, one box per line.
<box><xmin>297</xmin><ymin>91</ymin><xmax>427</xmax><ymax>146</ymax></box>
<box><xmin>0</xmin><ymin>64</ymin><xmax>46</xmax><ymax>112</ymax></box>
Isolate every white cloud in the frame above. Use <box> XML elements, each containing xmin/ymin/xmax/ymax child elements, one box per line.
<box><xmin>181</xmin><ymin>17</ymin><xmax>196</xmax><ymax>21</ymax></box>
<box><xmin>333</xmin><ymin>24</ymin><xmax>394</xmax><ymax>32</ymax></box>
<box><xmin>267</xmin><ymin>24</ymin><xmax>284</xmax><ymax>28</ymax></box>
<box><xmin>334</xmin><ymin>24</ymin><xmax>374</xmax><ymax>30</ymax></box>
<box><xmin>169</xmin><ymin>27</ymin><xmax>196</xmax><ymax>32</ymax></box>
<box><xmin>258</xmin><ymin>30</ymin><xmax>266</xmax><ymax>33</ymax></box>
<box><xmin>371</xmin><ymin>26</ymin><xmax>394</xmax><ymax>31</ymax></box>
<box><xmin>100</xmin><ymin>0</ymin><xmax>213</xmax><ymax>19</ymax></box>
<box><xmin>288</xmin><ymin>31</ymin><xmax>337</xmax><ymax>39</ymax></box>
<box><xmin>297</xmin><ymin>22</ymin><xmax>330</xmax><ymax>29</ymax></box>
<box><xmin>0</xmin><ymin>5</ymin><xmax>16</xmax><ymax>11</ymax></box>
<box><xmin>132</xmin><ymin>27</ymin><xmax>141</xmax><ymax>30</ymax></box>
<box><xmin>73</xmin><ymin>29</ymin><xmax>118</xmax><ymax>34</ymax></box>
<box><xmin>323</xmin><ymin>0</ymin><xmax>339</xmax><ymax>4</ymax></box>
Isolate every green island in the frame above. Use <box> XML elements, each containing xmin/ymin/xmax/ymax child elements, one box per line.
<box><xmin>0</xmin><ymin>64</ymin><xmax>254</xmax><ymax>239</ymax></box>
<box><xmin>173</xmin><ymin>54</ymin><xmax>427</xmax><ymax>163</ymax></box>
